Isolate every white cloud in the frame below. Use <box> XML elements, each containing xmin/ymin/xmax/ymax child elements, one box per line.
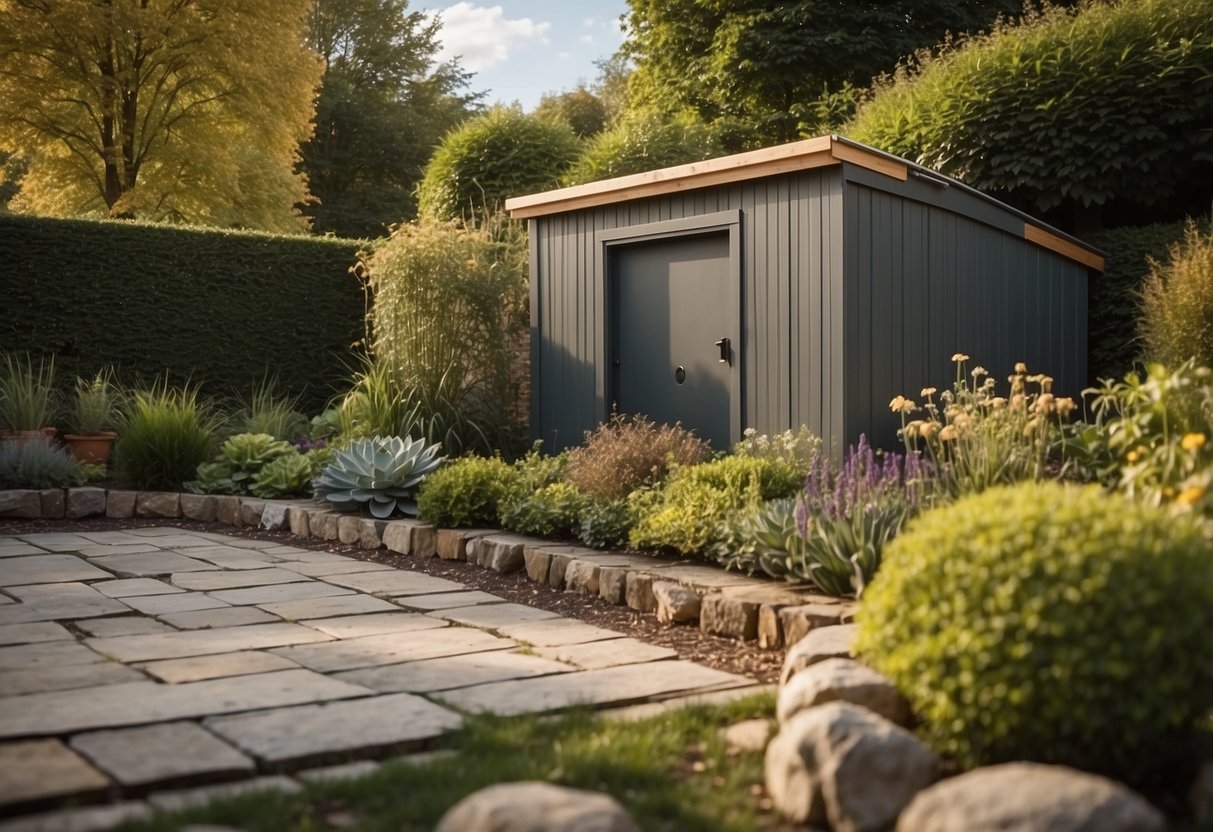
<box><xmin>579</xmin><ymin>34</ymin><xmax>594</xmax><ymax>44</ymax></box>
<box><xmin>582</xmin><ymin>16</ymin><xmax>596</xmax><ymax>27</ymax></box>
<box><xmin>426</xmin><ymin>3</ymin><xmax>551</xmax><ymax>72</ymax></box>
<box><xmin>558</xmin><ymin>51</ymin><xmax>571</xmax><ymax>60</ymax></box>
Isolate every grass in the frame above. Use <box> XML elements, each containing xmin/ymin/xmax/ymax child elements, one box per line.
<box><xmin>113</xmin><ymin>694</ymin><xmax>776</xmax><ymax>832</ymax></box>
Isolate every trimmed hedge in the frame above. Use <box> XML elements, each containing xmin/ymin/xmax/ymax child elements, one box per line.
<box><xmin>0</xmin><ymin>214</ymin><xmax>365</xmax><ymax>413</ymax></box>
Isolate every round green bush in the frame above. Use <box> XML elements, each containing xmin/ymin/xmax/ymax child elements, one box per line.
<box><xmin>416</xmin><ymin>455</ymin><xmax>516</xmax><ymax>528</ymax></box>
<box><xmin>417</xmin><ymin>107</ymin><xmax>581</xmax><ymax>221</ymax></box>
<box><xmin>856</xmin><ymin>481</ymin><xmax>1213</xmax><ymax>781</ymax></box>
<box><xmin>562</xmin><ymin>110</ymin><xmax>722</xmax><ymax>186</ymax></box>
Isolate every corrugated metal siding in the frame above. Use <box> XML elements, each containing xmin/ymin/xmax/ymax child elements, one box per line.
<box><xmin>842</xmin><ymin>182</ymin><xmax>1088</xmax><ymax>451</ymax></box>
<box><xmin>531</xmin><ymin>167</ymin><xmax>845</xmax><ymax>451</ymax></box>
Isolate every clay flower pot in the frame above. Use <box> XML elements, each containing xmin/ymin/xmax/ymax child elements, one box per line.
<box><xmin>63</xmin><ymin>431</ymin><xmax>118</xmax><ymax>465</ymax></box>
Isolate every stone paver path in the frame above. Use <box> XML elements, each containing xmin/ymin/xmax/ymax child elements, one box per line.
<box><xmin>0</xmin><ymin>527</ymin><xmax>760</xmax><ymax>826</ymax></box>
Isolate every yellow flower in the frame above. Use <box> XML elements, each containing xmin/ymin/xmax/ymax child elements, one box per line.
<box><xmin>971</xmin><ymin>366</ymin><xmax>987</xmax><ymax>378</ymax></box>
<box><xmin>951</xmin><ymin>353</ymin><xmax>969</xmax><ymax>363</ymax></box>
<box><xmin>1055</xmin><ymin>397</ymin><xmax>1076</xmax><ymax>417</ymax></box>
<box><xmin>920</xmin><ymin>387</ymin><xmax>937</xmax><ymax>398</ymax></box>
<box><xmin>1010</xmin><ymin>394</ymin><xmax>1026</xmax><ymax>412</ymax></box>
<box><xmin>1034</xmin><ymin>393</ymin><xmax>1055</xmax><ymax>416</ymax></box>
<box><xmin>904</xmin><ymin>420</ymin><xmax>923</xmax><ymax>438</ymax></box>
<box><xmin>1014</xmin><ymin>362</ymin><xmax>1028</xmax><ymax>374</ymax></box>
<box><xmin>889</xmin><ymin>395</ymin><xmax>916</xmax><ymax>415</ymax></box>
<box><xmin>988</xmin><ymin>397</ymin><xmax>1007</xmax><ymax>409</ymax></box>
<box><xmin>953</xmin><ymin>413</ymin><xmax>974</xmax><ymax>432</ymax></box>
<box><xmin>1176</xmin><ymin>485</ymin><xmax>1205</xmax><ymax>507</ymax></box>
<box><xmin>1181</xmin><ymin>433</ymin><xmax>1207</xmax><ymax>452</ymax></box>
<box><xmin>939</xmin><ymin>425</ymin><xmax>958</xmax><ymax>442</ymax></box>
<box><xmin>921</xmin><ymin>422</ymin><xmax>940</xmax><ymax>441</ymax></box>
<box><xmin>1126</xmin><ymin>449</ymin><xmax>1141</xmax><ymax>463</ymax></box>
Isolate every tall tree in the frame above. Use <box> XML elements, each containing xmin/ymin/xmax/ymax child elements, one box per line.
<box><xmin>302</xmin><ymin>0</ymin><xmax>479</xmax><ymax>238</ymax></box>
<box><xmin>622</xmin><ymin>0</ymin><xmax>1075</xmax><ymax>149</ymax></box>
<box><xmin>0</xmin><ymin>0</ymin><xmax>322</xmax><ymax>231</ymax></box>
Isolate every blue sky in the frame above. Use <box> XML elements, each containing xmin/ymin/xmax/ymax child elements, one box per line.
<box><xmin>419</xmin><ymin>2</ymin><xmax>630</xmax><ymax>109</ymax></box>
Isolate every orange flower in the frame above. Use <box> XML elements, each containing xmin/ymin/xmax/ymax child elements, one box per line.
<box><xmin>1181</xmin><ymin>433</ymin><xmax>1207</xmax><ymax>452</ymax></box>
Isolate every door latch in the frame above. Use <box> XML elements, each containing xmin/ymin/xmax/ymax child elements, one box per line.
<box><xmin>714</xmin><ymin>337</ymin><xmax>731</xmax><ymax>365</ymax></box>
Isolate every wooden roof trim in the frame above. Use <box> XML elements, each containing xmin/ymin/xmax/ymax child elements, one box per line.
<box><xmin>505</xmin><ymin>135</ymin><xmax>914</xmax><ymax>219</ymax></box>
<box><xmin>1024</xmin><ymin>223</ymin><xmax>1104</xmax><ymax>271</ymax></box>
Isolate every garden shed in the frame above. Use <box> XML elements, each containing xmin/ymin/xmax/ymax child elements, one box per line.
<box><xmin>505</xmin><ymin>135</ymin><xmax>1103</xmax><ymax>452</ymax></box>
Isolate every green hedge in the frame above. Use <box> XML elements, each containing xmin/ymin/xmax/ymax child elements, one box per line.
<box><xmin>1084</xmin><ymin>218</ymin><xmax>1210</xmax><ymax>383</ymax></box>
<box><xmin>0</xmin><ymin>214</ymin><xmax>365</xmax><ymax>413</ymax></box>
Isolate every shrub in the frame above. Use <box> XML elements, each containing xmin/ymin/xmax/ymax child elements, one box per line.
<box><xmin>112</xmin><ymin>382</ymin><xmax>219</xmax><ymax>490</ymax></box>
<box><xmin>577</xmin><ymin>498</ymin><xmax>634</xmax><ymax>550</ymax></box>
<box><xmin>500</xmin><ymin>482</ymin><xmax>586</xmax><ymax>539</ymax></box>
<box><xmin>563</xmin><ymin>414</ymin><xmax>711</xmax><ymax>501</ymax></box>
<box><xmin>1141</xmin><ymin>221</ymin><xmax>1213</xmax><ymax>370</ymax></box>
<box><xmin>0</xmin><ymin>437</ymin><xmax>84</xmax><ymax>488</ymax></box>
<box><xmin>629</xmin><ymin>455</ymin><xmax>801</xmax><ymax>555</ymax></box>
<box><xmin>562</xmin><ymin>110</ymin><xmax>722</xmax><ymax>186</ymax></box>
<box><xmin>186</xmin><ymin>433</ymin><xmax>296</xmax><ymax>495</ymax></box>
<box><xmin>0</xmin><ymin>352</ymin><xmax>58</xmax><ymax>432</ymax></box>
<box><xmin>847</xmin><ymin>0</ymin><xmax>1213</xmax><ymax>226</ymax></box>
<box><xmin>710</xmin><ymin>497</ymin><xmax>803</xmax><ymax>582</ymax></box>
<box><xmin>68</xmin><ymin>369</ymin><xmax>116</xmax><ymax>435</ymax></box>
<box><xmin>313</xmin><ymin>435</ymin><xmax>443</xmax><ymax>518</ymax></box>
<box><xmin>856</xmin><ymin>481</ymin><xmax>1213</xmax><ymax>781</ymax></box>
<box><xmin>733</xmin><ymin>426</ymin><xmax>822</xmax><ymax>473</ymax></box>
<box><xmin>249</xmin><ymin>453</ymin><xmax>318</xmax><ymax>499</ymax></box>
<box><xmin>417</xmin><ymin>107</ymin><xmax>581</xmax><ymax>221</ymax></box>
<box><xmin>362</xmin><ymin>216</ymin><xmax>529</xmax><ymax>456</ymax></box>
<box><xmin>416</xmin><ymin>455</ymin><xmax>517</xmax><ymax>528</ymax></box>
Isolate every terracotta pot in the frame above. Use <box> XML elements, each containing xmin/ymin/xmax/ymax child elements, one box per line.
<box><xmin>63</xmin><ymin>432</ymin><xmax>118</xmax><ymax>465</ymax></box>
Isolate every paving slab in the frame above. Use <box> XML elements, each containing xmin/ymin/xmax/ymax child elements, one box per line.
<box><xmin>336</xmin><ymin>650</ymin><xmax>575</xmax><ymax>693</ymax></box>
<box><xmin>76</xmin><ymin>616</ymin><xmax>175</xmax><ymax>638</ymax></box>
<box><xmin>76</xmin><ymin>544</ymin><xmax>161</xmax><ymax>558</ymax></box>
<box><xmin>272</xmin><ymin>627</ymin><xmax>514</xmax><ymax>673</ymax></box>
<box><xmin>431</xmin><ymin>603</ymin><xmax>562</xmax><ymax>631</ymax></box>
<box><xmin>70</xmin><ymin>721</ymin><xmax>255</xmax><ymax>787</ymax></box>
<box><xmin>88</xmin><ymin>551</ymin><xmax>214</xmax><ymax>577</ymax></box>
<box><xmin>139</xmin><ymin>651</ymin><xmax>300</xmax><ymax>684</ymax></box>
<box><xmin>207</xmin><ymin>581</ymin><xmax>356</xmax><ymax>606</ymax></box>
<box><xmin>0</xmin><ymin>555</ymin><xmax>111</xmax><ymax>587</ymax></box>
<box><xmin>13</xmin><ymin>533</ymin><xmax>93</xmax><ymax>552</ymax></box>
<box><xmin>0</xmin><ymin>542</ymin><xmax>45</xmax><ymax>558</ymax></box>
<box><xmin>276</xmin><ymin>558</ymin><xmax>395</xmax><ymax>578</ymax></box>
<box><xmin>0</xmin><ymin>661</ymin><xmax>144</xmax><ymax>697</ymax></box>
<box><xmin>110</xmin><ymin>534</ymin><xmax>217</xmax><ymax>549</ymax></box>
<box><xmin>92</xmin><ymin>578</ymin><xmax>184</xmax><ymax>598</ymax></box>
<box><xmin>170</xmin><ymin>568</ymin><xmax>315</xmax><ymax>592</ymax></box>
<box><xmin>0</xmin><ymin>669</ymin><xmax>371</xmax><ymax>738</ymax></box>
<box><xmin>78</xmin><ymin>531</ymin><xmax>162</xmax><ymax>545</ymax></box>
<box><xmin>86</xmin><ymin>622</ymin><xmax>335</xmax><ymax>662</ymax></box>
<box><xmin>122</xmin><ymin>592</ymin><xmax>230</xmax><ymax>615</ymax></box>
<box><xmin>257</xmin><ymin>593</ymin><xmax>399</xmax><ymax>621</ymax></box>
<box><xmin>322</xmin><ymin>570</ymin><xmax>464</xmax><ymax>597</ymax></box>
<box><xmin>0</xmin><ymin>621</ymin><xmax>71</xmax><ymax>646</ymax></box>
<box><xmin>147</xmin><ymin>775</ymin><xmax>302</xmax><ymax>812</ymax></box>
<box><xmin>0</xmin><ymin>739</ymin><xmax>110</xmax><ymax>810</ymax></box>
<box><xmin>205</xmin><ymin>693</ymin><xmax>462</xmax><ymax>767</ymax></box>
<box><xmin>0</xmin><ymin>801</ymin><xmax>152</xmax><ymax>832</ymax></box>
<box><xmin>392</xmin><ymin>590</ymin><xmax>506</xmax><ymax>611</ymax></box>
<box><xmin>303</xmin><ymin>612</ymin><xmax>450</xmax><ymax>640</ymax></box>
<box><xmin>180</xmin><ymin>550</ymin><xmax>283</xmax><ymax>570</ymax></box>
<box><xmin>159</xmin><ymin>606</ymin><xmax>281</xmax><ymax>630</ymax></box>
<box><xmin>1</xmin><ymin>583</ymin><xmax>131</xmax><ymax>622</ymax></box>
<box><xmin>533</xmin><ymin>638</ymin><xmax>679</xmax><ymax>670</ymax></box>
<box><xmin>495</xmin><ymin>618</ymin><xmax>625</xmax><ymax>647</ymax></box>
<box><xmin>434</xmin><ymin>661</ymin><xmax>754</xmax><ymax>716</ymax></box>
<box><xmin>296</xmin><ymin>760</ymin><xmax>381</xmax><ymax>784</ymax></box>
<box><xmin>0</xmin><ymin>639</ymin><xmax>104</xmax><ymax>670</ymax></box>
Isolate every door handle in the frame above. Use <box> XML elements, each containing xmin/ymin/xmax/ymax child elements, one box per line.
<box><xmin>715</xmin><ymin>337</ymin><xmax>731</xmax><ymax>365</ymax></box>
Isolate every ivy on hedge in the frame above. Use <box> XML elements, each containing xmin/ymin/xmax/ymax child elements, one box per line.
<box><xmin>0</xmin><ymin>214</ymin><xmax>365</xmax><ymax>413</ymax></box>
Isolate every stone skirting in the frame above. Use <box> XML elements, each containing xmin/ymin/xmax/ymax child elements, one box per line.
<box><xmin>0</xmin><ymin>487</ymin><xmax>856</xmax><ymax>645</ymax></box>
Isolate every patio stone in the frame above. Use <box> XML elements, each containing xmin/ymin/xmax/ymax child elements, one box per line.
<box><xmin>533</xmin><ymin>638</ymin><xmax>678</xmax><ymax>670</ymax></box>
<box><xmin>272</xmin><ymin>627</ymin><xmax>513</xmax><ymax>673</ymax></box>
<box><xmin>147</xmin><ymin>775</ymin><xmax>302</xmax><ymax>812</ymax></box>
<box><xmin>70</xmin><ymin>721</ymin><xmax>255</xmax><ymax>787</ymax></box>
<box><xmin>303</xmin><ymin>612</ymin><xmax>450</xmax><ymax>640</ymax></box>
<box><xmin>180</xmin><ymin>493</ymin><xmax>218</xmax><ymax>523</ymax></box>
<box><xmin>0</xmin><ymin>801</ymin><xmax>152</xmax><ymax>832</ymax></box>
<box><xmin>435</xmin><ymin>661</ymin><xmax>753</xmax><ymax>717</ymax></box>
<box><xmin>205</xmin><ymin>693</ymin><xmax>463</xmax><ymax>767</ymax></box>
<box><xmin>0</xmin><ymin>554</ymin><xmax>110</xmax><ymax>586</ymax></box>
<box><xmin>179</xmin><ymin>547</ymin><xmax>279</xmax><ymax>570</ymax></box>
<box><xmin>86</xmin><ymin>621</ymin><xmax>335</xmax><ymax>662</ymax></box>
<box><xmin>139</xmin><ymin>651</ymin><xmax>300</xmax><ymax>684</ymax></box>
<box><xmin>89</xmin><ymin>551</ymin><xmax>214</xmax><ymax>577</ymax></box>
<box><xmin>0</xmin><ymin>490</ymin><xmax>40</xmax><ymax>519</ymax></box>
<box><xmin>296</xmin><ymin>760</ymin><xmax>381</xmax><ymax>783</ymax></box>
<box><xmin>93</xmin><ymin>578</ymin><xmax>184</xmax><ymax>598</ymax></box>
<box><xmin>207</xmin><ymin>581</ymin><xmax>356</xmax><ymax>606</ymax></box>
<box><xmin>1</xmin><ymin>583</ymin><xmax>130</xmax><ymax>622</ymax></box>
<box><xmin>336</xmin><ymin>651</ymin><xmax>575</xmax><ymax>694</ymax></box>
<box><xmin>277</xmin><ymin>558</ymin><xmax>393</xmax><ymax>578</ymax></box>
<box><xmin>0</xmin><ymin>639</ymin><xmax>105</xmax><ymax>670</ymax></box>
<box><xmin>76</xmin><ymin>543</ymin><xmax>161</xmax><ymax>557</ymax></box>
<box><xmin>123</xmin><ymin>592</ymin><xmax>229</xmax><ymax>615</ymax></box>
<box><xmin>0</xmin><ymin>669</ymin><xmax>371</xmax><ymax>738</ymax></box>
<box><xmin>0</xmin><ymin>621</ymin><xmax>71</xmax><ymax>645</ymax></box>
<box><xmin>394</xmin><ymin>590</ymin><xmax>505</xmax><ymax>611</ymax></box>
<box><xmin>0</xmin><ymin>661</ymin><xmax>143</xmax><ymax>697</ymax></box>
<box><xmin>135</xmin><ymin>491</ymin><xmax>181</xmax><ymax>518</ymax></box>
<box><xmin>0</xmin><ymin>541</ymin><xmax>43</xmax><ymax>558</ymax></box>
<box><xmin>38</xmin><ymin>489</ymin><xmax>64</xmax><ymax>520</ymax></box>
<box><xmin>0</xmin><ymin>739</ymin><xmax>109</xmax><ymax>809</ymax></box>
<box><xmin>257</xmin><ymin>593</ymin><xmax>398</xmax><ymax>621</ymax></box>
<box><xmin>76</xmin><ymin>616</ymin><xmax>175</xmax><ymax>638</ymax></box>
<box><xmin>13</xmin><ymin>532</ymin><xmax>92</xmax><ymax>551</ymax></box>
<box><xmin>171</xmin><ymin>568</ymin><xmax>313</xmax><ymax>592</ymax></box>
<box><xmin>646</xmin><ymin>563</ymin><xmax>757</xmax><ymax>589</ymax></box>
<box><xmin>495</xmin><ymin>618</ymin><xmax>624</xmax><ymax>647</ymax></box>
<box><xmin>159</xmin><ymin>606</ymin><xmax>281</xmax><ymax>630</ymax></box>
<box><xmin>106</xmin><ymin>490</ymin><xmax>136</xmax><ymax>518</ymax></box>
<box><xmin>432</xmin><ymin>603</ymin><xmax>561</xmax><ymax>631</ymax></box>
<box><xmin>65</xmin><ymin>487</ymin><xmax>108</xmax><ymax>519</ymax></box>
<box><xmin>323</xmin><ymin>569</ymin><xmax>465</xmax><ymax>597</ymax></box>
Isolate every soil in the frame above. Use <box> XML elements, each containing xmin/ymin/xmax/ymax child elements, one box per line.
<box><xmin>0</xmin><ymin>515</ymin><xmax>784</xmax><ymax>684</ymax></box>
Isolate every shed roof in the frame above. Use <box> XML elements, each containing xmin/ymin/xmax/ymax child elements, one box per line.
<box><xmin>504</xmin><ymin>135</ymin><xmax>1103</xmax><ymax>271</ymax></box>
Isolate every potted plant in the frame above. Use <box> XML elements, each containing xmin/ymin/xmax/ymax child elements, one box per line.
<box><xmin>63</xmin><ymin>369</ymin><xmax>118</xmax><ymax>465</ymax></box>
<box><xmin>0</xmin><ymin>353</ymin><xmax>59</xmax><ymax>441</ymax></box>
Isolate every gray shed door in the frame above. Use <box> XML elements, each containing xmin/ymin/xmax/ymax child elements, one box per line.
<box><xmin>611</xmin><ymin>232</ymin><xmax>735</xmax><ymax>448</ymax></box>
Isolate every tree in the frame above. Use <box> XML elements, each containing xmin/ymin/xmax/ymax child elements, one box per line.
<box><xmin>621</xmin><ymin>0</ymin><xmax>1074</xmax><ymax>149</ymax></box>
<box><xmin>534</xmin><ymin>86</ymin><xmax>608</xmax><ymax>138</ymax></box>
<box><xmin>302</xmin><ymin>0</ymin><xmax>480</xmax><ymax>238</ymax></box>
<box><xmin>0</xmin><ymin>0</ymin><xmax>322</xmax><ymax>231</ymax></box>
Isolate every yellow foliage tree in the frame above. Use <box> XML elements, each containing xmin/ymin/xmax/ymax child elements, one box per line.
<box><xmin>0</xmin><ymin>0</ymin><xmax>322</xmax><ymax>232</ymax></box>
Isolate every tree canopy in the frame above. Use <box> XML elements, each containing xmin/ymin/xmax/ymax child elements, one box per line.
<box><xmin>0</xmin><ymin>0</ymin><xmax>322</xmax><ymax>231</ymax></box>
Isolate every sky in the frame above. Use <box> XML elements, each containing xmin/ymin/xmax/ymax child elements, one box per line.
<box><xmin>419</xmin><ymin>2</ymin><xmax>630</xmax><ymax>110</ymax></box>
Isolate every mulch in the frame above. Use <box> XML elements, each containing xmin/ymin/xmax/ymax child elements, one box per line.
<box><xmin>0</xmin><ymin>516</ymin><xmax>785</xmax><ymax>684</ymax></box>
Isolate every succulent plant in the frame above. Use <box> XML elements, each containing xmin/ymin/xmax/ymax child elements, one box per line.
<box><xmin>312</xmin><ymin>435</ymin><xmax>443</xmax><ymax>518</ymax></box>
<box><xmin>250</xmin><ymin>453</ymin><xmax>319</xmax><ymax>499</ymax></box>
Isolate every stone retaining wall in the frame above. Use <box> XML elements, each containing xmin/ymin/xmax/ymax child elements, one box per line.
<box><xmin>0</xmin><ymin>487</ymin><xmax>856</xmax><ymax>646</ymax></box>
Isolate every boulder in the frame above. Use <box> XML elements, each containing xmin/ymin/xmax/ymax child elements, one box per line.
<box><xmin>436</xmin><ymin>528</ymin><xmax>492</xmax><ymax>561</ymax></box>
<box><xmin>382</xmin><ymin>521</ymin><xmax>414</xmax><ymax>555</ymax></box>
<box><xmin>780</xmin><ymin>603</ymin><xmax>845</xmax><ymax>647</ymax></box>
<box><xmin>598</xmin><ymin>566</ymin><xmax>628</xmax><ymax>605</ymax></box>
<box><xmin>0</xmin><ymin>489</ymin><xmax>40</xmax><ymax>518</ymax></box>
<box><xmin>435</xmin><ymin>781</ymin><xmax>641</xmax><ymax>832</ymax></box>
<box><xmin>260</xmin><ymin>502</ymin><xmax>289</xmax><ymax>531</ymax></box>
<box><xmin>476</xmin><ymin>535</ymin><xmax>528</xmax><ymax>574</ymax></box>
<box><xmin>136</xmin><ymin>491</ymin><xmax>181</xmax><ymax>518</ymax></box>
<box><xmin>625</xmin><ymin>572</ymin><xmax>657</xmax><ymax>613</ymax></box>
<box><xmin>337</xmin><ymin>514</ymin><xmax>363</xmax><ymax>544</ymax></box>
<box><xmin>700</xmin><ymin>593</ymin><xmax>760</xmax><ymax>640</ymax></box>
<box><xmin>287</xmin><ymin>505</ymin><xmax>311</xmax><ymax>538</ymax></box>
<box><xmin>357</xmin><ymin>518</ymin><xmax>385</xmax><ymax>549</ymax></box>
<box><xmin>780</xmin><ymin>624</ymin><xmax>858</xmax><ymax>685</ymax></box>
<box><xmin>523</xmin><ymin>547</ymin><xmax>552</xmax><ymax>583</ymax></box>
<box><xmin>214</xmin><ymin>495</ymin><xmax>241</xmax><ymax>526</ymax></box>
<box><xmin>238</xmin><ymin>498</ymin><xmax>265</xmax><ymax>527</ymax></box>
<box><xmin>653</xmin><ymin>582</ymin><xmax>701</xmax><ymax>626</ymax></box>
<box><xmin>39</xmin><ymin>488</ymin><xmax>65</xmax><ymax>519</ymax></box>
<box><xmin>722</xmin><ymin>718</ymin><xmax>774</xmax><ymax>754</ymax></box>
<box><xmin>412</xmin><ymin>522</ymin><xmax>437</xmax><ymax>557</ymax></box>
<box><xmin>897</xmin><ymin>762</ymin><xmax>1165</xmax><ymax>832</ymax></box>
<box><xmin>765</xmin><ymin>701</ymin><xmax>937</xmax><ymax>831</ymax></box>
<box><xmin>308</xmin><ymin>509</ymin><xmax>340</xmax><ymax>541</ymax></box>
<box><xmin>564</xmin><ymin>560</ymin><xmax>601</xmax><ymax>595</ymax></box>
<box><xmin>106</xmin><ymin>489</ymin><xmax>137</xmax><ymax>518</ymax></box>
<box><xmin>66</xmin><ymin>487</ymin><xmax>108</xmax><ymax>519</ymax></box>
<box><xmin>180</xmin><ymin>493</ymin><xmax>218</xmax><ymax>523</ymax></box>
<box><xmin>778</xmin><ymin>658</ymin><xmax>911</xmax><ymax>726</ymax></box>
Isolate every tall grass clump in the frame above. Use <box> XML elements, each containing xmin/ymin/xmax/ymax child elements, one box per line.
<box><xmin>0</xmin><ymin>352</ymin><xmax>58</xmax><ymax>432</ymax></box>
<box><xmin>1140</xmin><ymin>221</ymin><xmax>1213</xmax><ymax>370</ymax></box>
<box><xmin>236</xmin><ymin>375</ymin><xmax>309</xmax><ymax>441</ymax></box>
<box><xmin>361</xmin><ymin>215</ymin><xmax>529</xmax><ymax>456</ymax></box>
<box><xmin>113</xmin><ymin>381</ymin><xmax>220</xmax><ymax>490</ymax></box>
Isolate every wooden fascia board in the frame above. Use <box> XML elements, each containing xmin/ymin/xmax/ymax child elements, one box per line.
<box><xmin>1023</xmin><ymin>223</ymin><xmax>1104</xmax><ymax>271</ymax></box>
